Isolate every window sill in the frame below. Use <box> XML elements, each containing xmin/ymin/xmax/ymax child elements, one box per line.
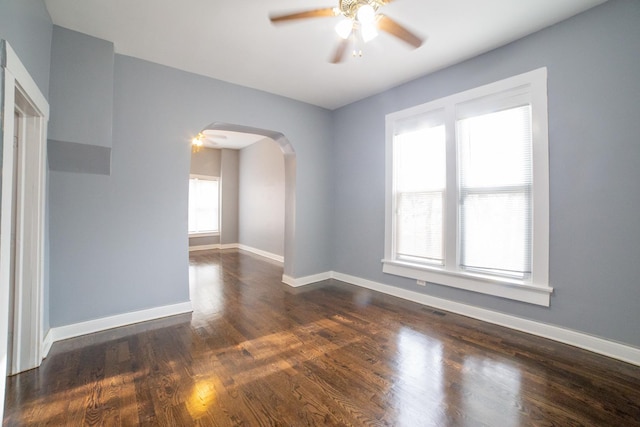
<box><xmin>381</xmin><ymin>259</ymin><xmax>553</xmax><ymax>306</ymax></box>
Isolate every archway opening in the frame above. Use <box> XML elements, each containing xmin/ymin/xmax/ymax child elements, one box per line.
<box><xmin>191</xmin><ymin>122</ymin><xmax>296</xmax><ymax>278</ymax></box>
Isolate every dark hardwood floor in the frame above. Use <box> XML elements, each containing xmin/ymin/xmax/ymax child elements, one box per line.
<box><xmin>4</xmin><ymin>249</ymin><xmax>640</xmax><ymax>426</ymax></box>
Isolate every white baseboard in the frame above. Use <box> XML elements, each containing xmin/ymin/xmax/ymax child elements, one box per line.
<box><xmin>282</xmin><ymin>271</ymin><xmax>332</xmax><ymax>287</ymax></box>
<box><xmin>285</xmin><ymin>270</ymin><xmax>640</xmax><ymax>367</ymax></box>
<box><xmin>220</xmin><ymin>243</ymin><xmax>239</xmax><ymax>250</ymax></box>
<box><xmin>194</xmin><ymin>243</ymin><xmax>285</xmax><ymax>264</ymax></box>
<box><xmin>42</xmin><ymin>301</ymin><xmax>193</xmax><ymax>355</ymax></box>
<box><xmin>189</xmin><ymin>244</ymin><xmax>220</xmax><ymax>252</ymax></box>
<box><xmin>236</xmin><ymin>244</ymin><xmax>284</xmax><ymax>263</ymax></box>
<box><xmin>41</xmin><ymin>329</ymin><xmax>54</xmax><ymax>358</ymax></box>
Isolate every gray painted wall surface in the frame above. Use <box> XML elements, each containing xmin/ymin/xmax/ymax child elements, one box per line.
<box><xmin>48</xmin><ymin>139</ymin><xmax>111</xmax><ymax>175</ymax></box>
<box><xmin>190</xmin><ymin>147</ymin><xmax>221</xmax><ymax>177</ymax></box>
<box><xmin>0</xmin><ymin>0</ymin><xmax>52</xmax><ymax>97</ymax></box>
<box><xmin>50</xmin><ymin>51</ymin><xmax>332</xmax><ymax>326</ymax></box>
<box><xmin>189</xmin><ymin>147</ymin><xmax>221</xmax><ymax>247</ymax></box>
<box><xmin>220</xmin><ymin>149</ymin><xmax>239</xmax><ymax>245</ymax></box>
<box><xmin>331</xmin><ymin>0</ymin><xmax>640</xmax><ymax>347</ymax></box>
<box><xmin>48</xmin><ymin>26</ymin><xmax>114</xmax><ymax>149</ymax></box>
<box><xmin>239</xmin><ymin>139</ymin><xmax>285</xmax><ymax>257</ymax></box>
<box><xmin>189</xmin><ymin>235</ymin><xmax>219</xmax><ymax>247</ymax></box>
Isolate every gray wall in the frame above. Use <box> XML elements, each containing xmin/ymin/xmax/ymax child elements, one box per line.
<box><xmin>3</xmin><ymin>0</ymin><xmax>636</xmax><ymax>351</ymax></box>
<box><xmin>238</xmin><ymin>139</ymin><xmax>285</xmax><ymax>257</ymax></box>
<box><xmin>0</xmin><ymin>0</ymin><xmax>52</xmax><ymax>97</ymax></box>
<box><xmin>331</xmin><ymin>0</ymin><xmax>640</xmax><ymax>347</ymax></box>
<box><xmin>220</xmin><ymin>149</ymin><xmax>239</xmax><ymax>245</ymax></box>
<box><xmin>47</xmin><ymin>26</ymin><xmax>114</xmax><ymax>175</ymax></box>
<box><xmin>49</xmin><ymin>47</ymin><xmax>332</xmax><ymax>326</ymax></box>
<box><xmin>189</xmin><ymin>147</ymin><xmax>221</xmax><ymax>247</ymax></box>
<box><xmin>190</xmin><ymin>146</ymin><xmax>221</xmax><ymax>176</ymax></box>
<box><xmin>49</xmin><ymin>26</ymin><xmax>113</xmax><ymax>149</ymax></box>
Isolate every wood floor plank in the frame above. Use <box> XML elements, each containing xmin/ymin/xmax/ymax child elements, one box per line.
<box><xmin>4</xmin><ymin>249</ymin><xmax>640</xmax><ymax>426</ymax></box>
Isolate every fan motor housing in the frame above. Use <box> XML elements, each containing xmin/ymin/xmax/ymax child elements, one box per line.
<box><xmin>339</xmin><ymin>0</ymin><xmax>385</xmax><ymax>19</ymax></box>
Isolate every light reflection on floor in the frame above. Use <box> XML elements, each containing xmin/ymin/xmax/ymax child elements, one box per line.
<box><xmin>394</xmin><ymin>326</ymin><xmax>445</xmax><ymax>426</ymax></box>
<box><xmin>189</xmin><ymin>259</ymin><xmax>224</xmax><ymax>320</ymax></box>
<box><xmin>462</xmin><ymin>356</ymin><xmax>522</xmax><ymax>427</ymax></box>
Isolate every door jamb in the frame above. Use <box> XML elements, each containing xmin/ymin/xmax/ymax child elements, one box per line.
<box><xmin>0</xmin><ymin>40</ymin><xmax>49</xmax><ymax>420</ymax></box>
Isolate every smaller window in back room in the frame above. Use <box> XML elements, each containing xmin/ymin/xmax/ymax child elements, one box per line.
<box><xmin>188</xmin><ymin>175</ymin><xmax>220</xmax><ymax>235</ymax></box>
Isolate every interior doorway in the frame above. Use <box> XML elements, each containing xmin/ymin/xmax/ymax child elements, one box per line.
<box><xmin>198</xmin><ymin>123</ymin><xmax>296</xmax><ymax>278</ymax></box>
<box><xmin>0</xmin><ymin>41</ymin><xmax>49</xmax><ymax>419</ymax></box>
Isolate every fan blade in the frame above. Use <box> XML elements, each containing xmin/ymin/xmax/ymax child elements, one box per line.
<box><xmin>330</xmin><ymin>38</ymin><xmax>351</xmax><ymax>64</ymax></box>
<box><xmin>270</xmin><ymin>8</ymin><xmax>337</xmax><ymax>23</ymax></box>
<box><xmin>377</xmin><ymin>14</ymin><xmax>423</xmax><ymax>48</ymax></box>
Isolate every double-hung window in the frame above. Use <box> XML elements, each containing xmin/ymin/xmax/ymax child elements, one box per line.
<box><xmin>188</xmin><ymin>175</ymin><xmax>220</xmax><ymax>235</ymax></box>
<box><xmin>383</xmin><ymin>68</ymin><xmax>552</xmax><ymax>306</ymax></box>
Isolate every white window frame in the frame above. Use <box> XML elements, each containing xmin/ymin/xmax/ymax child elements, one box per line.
<box><xmin>188</xmin><ymin>174</ymin><xmax>220</xmax><ymax>236</ymax></box>
<box><xmin>383</xmin><ymin>68</ymin><xmax>552</xmax><ymax>306</ymax></box>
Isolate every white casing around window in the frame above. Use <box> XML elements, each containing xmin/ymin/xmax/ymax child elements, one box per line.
<box><xmin>383</xmin><ymin>68</ymin><xmax>552</xmax><ymax>306</ymax></box>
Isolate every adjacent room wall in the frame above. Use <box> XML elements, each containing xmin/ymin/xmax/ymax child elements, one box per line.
<box><xmin>220</xmin><ymin>149</ymin><xmax>239</xmax><ymax>245</ymax></box>
<box><xmin>331</xmin><ymin>0</ymin><xmax>640</xmax><ymax>348</ymax></box>
<box><xmin>238</xmin><ymin>138</ymin><xmax>285</xmax><ymax>258</ymax></box>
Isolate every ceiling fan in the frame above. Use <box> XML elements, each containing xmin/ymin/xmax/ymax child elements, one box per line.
<box><xmin>191</xmin><ymin>132</ymin><xmax>228</xmax><ymax>151</ymax></box>
<box><xmin>270</xmin><ymin>0</ymin><xmax>424</xmax><ymax>63</ymax></box>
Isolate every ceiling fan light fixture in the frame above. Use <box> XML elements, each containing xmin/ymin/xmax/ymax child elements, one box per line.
<box><xmin>356</xmin><ymin>4</ymin><xmax>376</xmax><ymax>25</ymax></box>
<box><xmin>335</xmin><ymin>19</ymin><xmax>354</xmax><ymax>39</ymax></box>
<box><xmin>361</xmin><ymin>22</ymin><xmax>378</xmax><ymax>43</ymax></box>
<box><xmin>192</xmin><ymin>133</ymin><xmax>205</xmax><ymax>152</ymax></box>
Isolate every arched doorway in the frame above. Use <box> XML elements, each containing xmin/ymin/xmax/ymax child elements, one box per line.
<box><xmin>197</xmin><ymin>122</ymin><xmax>296</xmax><ymax>279</ymax></box>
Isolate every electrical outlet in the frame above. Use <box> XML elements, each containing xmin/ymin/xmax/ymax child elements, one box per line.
<box><xmin>416</xmin><ymin>280</ymin><xmax>426</xmax><ymax>286</ymax></box>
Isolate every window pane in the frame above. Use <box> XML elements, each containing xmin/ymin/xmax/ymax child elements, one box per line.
<box><xmin>458</xmin><ymin>106</ymin><xmax>532</xmax><ymax>188</ymax></box>
<box><xmin>395</xmin><ymin>126</ymin><xmax>446</xmax><ymax>192</ymax></box>
<box><xmin>457</xmin><ymin>105</ymin><xmax>532</xmax><ymax>277</ymax></box>
<box><xmin>460</xmin><ymin>192</ymin><xmax>530</xmax><ymax>276</ymax></box>
<box><xmin>188</xmin><ymin>178</ymin><xmax>219</xmax><ymax>233</ymax></box>
<box><xmin>394</xmin><ymin>125</ymin><xmax>445</xmax><ymax>263</ymax></box>
<box><xmin>396</xmin><ymin>191</ymin><xmax>443</xmax><ymax>262</ymax></box>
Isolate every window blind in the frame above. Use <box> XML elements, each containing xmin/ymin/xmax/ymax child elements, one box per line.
<box><xmin>394</xmin><ymin>125</ymin><xmax>446</xmax><ymax>264</ymax></box>
<box><xmin>457</xmin><ymin>105</ymin><xmax>532</xmax><ymax>278</ymax></box>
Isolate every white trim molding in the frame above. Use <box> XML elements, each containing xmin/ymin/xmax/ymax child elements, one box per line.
<box><xmin>284</xmin><ymin>270</ymin><xmax>640</xmax><ymax>367</ymax></box>
<box><xmin>220</xmin><ymin>243</ymin><xmax>239</xmax><ymax>250</ymax></box>
<box><xmin>236</xmin><ymin>244</ymin><xmax>284</xmax><ymax>263</ymax></box>
<box><xmin>189</xmin><ymin>244</ymin><xmax>221</xmax><ymax>252</ymax></box>
<box><xmin>0</xmin><ymin>41</ymin><xmax>50</xmax><ymax>421</ymax></box>
<box><xmin>383</xmin><ymin>260</ymin><xmax>553</xmax><ymax>307</ymax></box>
<box><xmin>282</xmin><ymin>272</ymin><xmax>332</xmax><ymax>287</ymax></box>
<box><xmin>384</xmin><ymin>68</ymin><xmax>551</xmax><ymax>306</ymax></box>
<box><xmin>42</xmin><ymin>301</ymin><xmax>193</xmax><ymax>358</ymax></box>
<box><xmin>191</xmin><ymin>243</ymin><xmax>285</xmax><ymax>263</ymax></box>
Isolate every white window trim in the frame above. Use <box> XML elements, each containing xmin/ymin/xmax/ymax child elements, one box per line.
<box><xmin>188</xmin><ymin>174</ymin><xmax>220</xmax><ymax>236</ymax></box>
<box><xmin>383</xmin><ymin>68</ymin><xmax>552</xmax><ymax>306</ymax></box>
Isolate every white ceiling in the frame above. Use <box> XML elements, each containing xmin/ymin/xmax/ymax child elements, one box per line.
<box><xmin>44</xmin><ymin>0</ymin><xmax>606</xmax><ymax>110</ymax></box>
<box><xmin>200</xmin><ymin>129</ymin><xmax>266</xmax><ymax>150</ymax></box>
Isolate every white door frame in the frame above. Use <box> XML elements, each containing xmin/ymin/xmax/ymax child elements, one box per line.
<box><xmin>0</xmin><ymin>40</ymin><xmax>49</xmax><ymax>420</ymax></box>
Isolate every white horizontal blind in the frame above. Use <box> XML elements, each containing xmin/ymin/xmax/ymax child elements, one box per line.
<box><xmin>394</xmin><ymin>125</ymin><xmax>446</xmax><ymax>264</ymax></box>
<box><xmin>188</xmin><ymin>178</ymin><xmax>219</xmax><ymax>233</ymax></box>
<box><xmin>457</xmin><ymin>105</ymin><xmax>532</xmax><ymax>278</ymax></box>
